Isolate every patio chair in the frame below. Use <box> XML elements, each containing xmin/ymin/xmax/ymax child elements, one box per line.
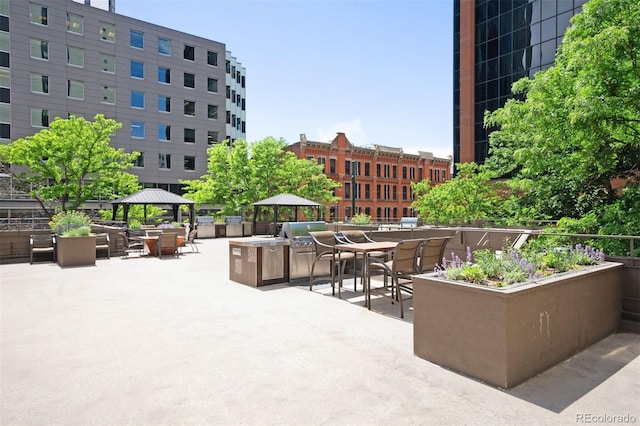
<box><xmin>367</xmin><ymin>239</ymin><xmax>423</xmax><ymax>319</ymax></box>
<box><xmin>95</xmin><ymin>233</ymin><xmax>111</xmax><ymax>259</ymax></box>
<box><xmin>181</xmin><ymin>229</ymin><xmax>199</xmax><ymax>253</ymax></box>
<box><xmin>309</xmin><ymin>231</ymin><xmax>356</xmax><ymax>295</ymax></box>
<box><xmin>339</xmin><ymin>230</ymin><xmax>388</xmax><ymax>289</ymax></box>
<box><xmin>416</xmin><ymin>236</ymin><xmax>454</xmax><ymax>273</ymax></box>
<box><xmin>157</xmin><ymin>232</ymin><xmax>179</xmax><ymax>258</ymax></box>
<box><xmin>29</xmin><ymin>234</ymin><xmax>56</xmax><ymax>264</ymax></box>
<box><xmin>116</xmin><ymin>232</ymin><xmax>144</xmax><ymax>257</ymax></box>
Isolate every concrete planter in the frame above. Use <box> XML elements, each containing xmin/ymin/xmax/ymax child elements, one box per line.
<box><xmin>56</xmin><ymin>235</ymin><xmax>97</xmax><ymax>267</ymax></box>
<box><xmin>412</xmin><ymin>262</ymin><xmax>623</xmax><ymax>389</ymax></box>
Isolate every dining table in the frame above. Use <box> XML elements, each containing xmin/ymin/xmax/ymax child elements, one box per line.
<box><xmin>334</xmin><ymin>241</ymin><xmax>398</xmax><ymax>309</ymax></box>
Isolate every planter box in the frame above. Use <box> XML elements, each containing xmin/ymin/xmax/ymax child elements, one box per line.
<box><xmin>412</xmin><ymin>262</ymin><xmax>623</xmax><ymax>389</ymax></box>
<box><xmin>56</xmin><ymin>235</ymin><xmax>97</xmax><ymax>267</ymax></box>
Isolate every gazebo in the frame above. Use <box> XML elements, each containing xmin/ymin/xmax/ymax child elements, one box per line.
<box><xmin>252</xmin><ymin>193</ymin><xmax>323</xmax><ymax>236</ymax></box>
<box><xmin>110</xmin><ymin>188</ymin><xmax>196</xmax><ymax>229</ymax></box>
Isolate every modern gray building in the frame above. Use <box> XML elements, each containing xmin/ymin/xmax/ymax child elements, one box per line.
<box><xmin>454</xmin><ymin>0</ymin><xmax>586</xmax><ymax>167</ymax></box>
<box><xmin>1</xmin><ymin>0</ymin><xmax>246</xmax><ymax>194</ymax></box>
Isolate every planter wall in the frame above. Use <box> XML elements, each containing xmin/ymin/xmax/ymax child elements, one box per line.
<box><xmin>412</xmin><ymin>262</ymin><xmax>623</xmax><ymax>389</ymax></box>
<box><xmin>56</xmin><ymin>235</ymin><xmax>96</xmax><ymax>267</ymax></box>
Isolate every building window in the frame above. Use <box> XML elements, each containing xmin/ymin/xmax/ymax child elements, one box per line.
<box><xmin>207</xmin><ymin>78</ymin><xmax>217</xmax><ymax>93</ymax></box>
<box><xmin>364</xmin><ymin>162</ymin><xmax>370</xmax><ymax>177</ymax></box>
<box><xmin>67</xmin><ymin>46</ymin><xmax>84</xmax><ymax>67</ymax></box>
<box><xmin>29</xmin><ymin>3</ymin><xmax>47</xmax><ymax>25</ymax></box>
<box><xmin>130</xmin><ymin>30</ymin><xmax>143</xmax><ymax>49</ymax></box>
<box><xmin>435</xmin><ymin>169</ymin><xmax>440</xmax><ymax>182</ymax></box>
<box><xmin>30</xmin><ymin>73</ymin><xmax>49</xmax><ymax>94</ymax></box>
<box><xmin>30</xmin><ymin>39</ymin><xmax>48</xmax><ymax>60</ymax></box>
<box><xmin>384</xmin><ymin>164</ymin><xmax>390</xmax><ymax>178</ymax></box>
<box><xmin>158</xmin><ymin>95</ymin><xmax>170</xmax><ymax>112</ymax></box>
<box><xmin>418</xmin><ymin>168</ymin><xmax>423</xmax><ymax>180</ymax></box>
<box><xmin>159</xmin><ymin>124</ymin><xmax>170</xmax><ymax>141</ymax></box>
<box><xmin>226</xmin><ymin>60</ymin><xmax>230</xmax><ymax>73</ymax></box>
<box><xmin>184</xmin><ymin>156</ymin><xmax>195</xmax><ymax>171</ymax></box>
<box><xmin>403</xmin><ymin>186</ymin><xmax>408</xmax><ymax>200</ymax></box>
<box><xmin>207</xmin><ymin>131</ymin><xmax>219</xmax><ymax>144</ymax></box>
<box><xmin>376</xmin><ymin>164</ymin><xmax>381</xmax><ymax>177</ymax></box>
<box><xmin>66</xmin><ymin>13</ymin><xmax>83</xmax><ymax>34</ymax></box>
<box><xmin>393</xmin><ymin>185</ymin><xmax>397</xmax><ymax>200</ymax></box>
<box><xmin>158</xmin><ymin>37</ymin><xmax>170</xmax><ymax>55</ymax></box>
<box><xmin>317</xmin><ymin>157</ymin><xmax>326</xmax><ymax>173</ymax></box>
<box><xmin>158</xmin><ymin>66</ymin><xmax>170</xmax><ymax>84</ymax></box>
<box><xmin>226</xmin><ymin>86</ymin><xmax>231</xmax><ymax>99</ymax></box>
<box><xmin>402</xmin><ymin>166</ymin><xmax>407</xmax><ymax>179</ymax></box>
<box><xmin>344</xmin><ymin>183</ymin><xmax>351</xmax><ymax>199</ymax></box>
<box><xmin>0</xmin><ymin>69</ymin><xmax>8</xmax><ymax>87</ymax></box>
<box><xmin>67</xmin><ymin>80</ymin><xmax>84</xmax><ymax>99</ymax></box>
<box><xmin>100</xmin><ymin>86</ymin><xmax>115</xmax><ymax>104</ymax></box>
<box><xmin>393</xmin><ymin>165</ymin><xmax>397</xmax><ymax>179</ymax></box>
<box><xmin>183</xmin><ymin>44</ymin><xmax>194</xmax><ymax>61</ymax></box>
<box><xmin>226</xmin><ymin>111</ymin><xmax>230</xmax><ymax>124</ymax></box>
<box><xmin>329</xmin><ymin>158</ymin><xmax>336</xmax><ymax>174</ymax></box>
<box><xmin>0</xmin><ymin>52</ymin><xmax>7</xmax><ymax>68</ymax></box>
<box><xmin>130</xmin><ymin>90</ymin><xmax>144</xmax><ymax>108</ymax></box>
<box><xmin>207</xmin><ymin>50</ymin><xmax>218</xmax><ymax>66</ymax></box>
<box><xmin>0</xmin><ymin>16</ymin><xmax>6</xmax><ymax>33</ymax></box>
<box><xmin>134</xmin><ymin>153</ymin><xmax>144</xmax><ymax>167</ymax></box>
<box><xmin>410</xmin><ymin>167</ymin><xmax>416</xmax><ymax>180</ymax></box>
<box><xmin>184</xmin><ymin>100</ymin><xmax>195</xmax><ymax>116</ymax></box>
<box><xmin>207</xmin><ymin>104</ymin><xmax>218</xmax><ymax>120</ymax></box>
<box><xmin>241</xmin><ymin>98</ymin><xmax>246</xmax><ymax>111</ymax></box>
<box><xmin>130</xmin><ymin>61</ymin><xmax>144</xmax><ymax>79</ymax></box>
<box><xmin>100</xmin><ymin>53</ymin><xmax>115</xmax><ymax>73</ymax></box>
<box><xmin>0</xmin><ymin>87</ymin><xmax>7</xmax><ymax>103</ymax></box>
<box><xmin>365</xmin><ymin>184</ymin><xmax>370</xmax><ymax>199</ymax></box>
<box><xmin>159</xmin><ymin>153</ymin><xmax>171</xmax><ymax>169</ymax></box>
<box><xmin>99</xmin><ymin>22</ymin><xmax>115</xmax><ymax>42</ymax></box>
<box><xmin>345</xmin><ymin>160</ymin><xmax>351</xmax><ymax>176</ymax></box>
<box><xmin>130</xmin><ymin>121</ymin><xmax>144</xmax><ymax>138</ymax></box>
<box><xmin>31</xmin><ymin>108</ymin><xmax>49</xmax><ymax>127</ymax></box>
<box><xmin>184</xmin><ymin>128</ymin><xmax>195</xmax><ymax>143</ymax></box>
<box><xmin>0</xmin><ymin>122</ymin><xmax>9</xmax><ymax>139</ymax></box>
<box><xmin>183</xmin><ymin>72</ymin><xmax>195</xmax><ymax>88</ymax></box>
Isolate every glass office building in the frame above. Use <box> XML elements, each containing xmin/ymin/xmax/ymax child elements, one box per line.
<box><xmin>454</xmin><ymin>0</ymin><xmax>589</xmax><ymax>167</ymax></box>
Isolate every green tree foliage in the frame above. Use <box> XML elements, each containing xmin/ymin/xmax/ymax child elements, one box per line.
<box><xmin>0</xmin><ymin>114</ymin><xmax>140</xmax><ymax>215</ymax></box>
<box><xmin>180</xmin><ymin>137</ymin><xmax>339</xmax><ymax>218</ymax></box>
<box><xmin>484</xmin><ymin>0</ymin><xmax>639</xmax><ymax>220</ymax></box>
<box><xmin>411</xmin><ymin>163</ymin><xmax>503</xmax><ymax>224</ymax></box>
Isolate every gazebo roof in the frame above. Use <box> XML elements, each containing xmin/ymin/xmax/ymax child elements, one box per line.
<box><xmin>112</xmin><ymin>188</ymin><xmax>195</xmax><ymax>205</ymax></box>
<box><xmin>252</xmin><ymin>193</ymin><xmax>321</xmax><ymax>207</ymax></box>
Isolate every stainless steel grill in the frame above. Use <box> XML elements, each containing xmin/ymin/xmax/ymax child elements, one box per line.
<box><xmin>280</xmin><ymin>221</ymin><xmax>330</xmax><ymax>280</ymax></box>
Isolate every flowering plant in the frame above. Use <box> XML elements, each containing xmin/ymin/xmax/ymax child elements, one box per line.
<box><xmin>49</xmin><ymin>210</ymin><xmax>92</xmax><ymax>237</ymax></box>
<box><xmin>434</xmin><ymin>243</ymin><xmax>605</xmax><ymax>288</ymax></box>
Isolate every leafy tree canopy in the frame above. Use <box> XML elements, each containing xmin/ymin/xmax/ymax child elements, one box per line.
<box><xmin>0</xmin><ymin>114</ymin><xmax>140</xmax><ymax>215</ymax></box>
<box><xmin>411</xmin><ymin>163</ymin><xmax>503</xmax><ymax>224</ymax></box>
<box><xmin>484</xmin><ymin>0</ymin><xmax>639</xmax><ymax>220</ymax></box>
<box><xmin>180</xmin><ymin>137</ymin><xmax>339</xmax><ymax>218</ymax></box>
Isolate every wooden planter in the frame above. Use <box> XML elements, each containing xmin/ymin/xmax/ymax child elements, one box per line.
<box><xmin>56</xmin><ymin>235</ymin><xmax>97</xmax><ymax>267</ymax></box>
<box><xmin>412</xmin><ymin>262</ymin><xmax>623</xmax><ymax>389</ymax></box>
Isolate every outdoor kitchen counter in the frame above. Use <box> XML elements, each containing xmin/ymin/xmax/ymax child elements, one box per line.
<box><xmin>228</xmin><ymin>238</ymin><xmax>290</xmax><ymax>286</ymax></box>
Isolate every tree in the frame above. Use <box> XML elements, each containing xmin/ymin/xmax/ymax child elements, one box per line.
<box><xmin>0</xmin><ymin>114</ymin><xmax>140</xmax><ymax>215</ymax></box>
<box><xmin>180</xmin><ymin>137</ymin><xmax>339</xmax><ymax>218</ymax></box>
<box><xmin>484</xmin><ymin>0</ymin><xmax>639</xmax><ymax>220</ymax></box>
<box><xmin>411</xmin><ymin>163</ymin><xmax>503</xmax><ymax>224</ymax></box>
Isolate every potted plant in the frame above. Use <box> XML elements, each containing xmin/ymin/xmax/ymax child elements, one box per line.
<box><xmin>412</xmin><ymin>241</ymin><xmax>623</xmax><ymax>389</ymax></box>
<box><xmin>49</xmin><ymin>210</ymin><xmax>97</xmax><ymax>267</ymax></box>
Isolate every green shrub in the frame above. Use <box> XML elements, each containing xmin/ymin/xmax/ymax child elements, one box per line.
<box><xmin>49</xmin><ymin>210</ymin><xmax>92</xmax><ymax>236</ymax></box>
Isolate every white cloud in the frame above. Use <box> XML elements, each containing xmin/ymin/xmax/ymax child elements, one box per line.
<box><xmin>314</xmin><ymin>119</ymin><xmax>368</xmax><ymax>146</ymax></box>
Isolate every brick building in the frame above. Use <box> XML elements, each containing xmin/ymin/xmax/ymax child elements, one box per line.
<box><xmin>286</xmin><ymin>133</ymin><xmax>451</xmax><ymax>223</ymax></box>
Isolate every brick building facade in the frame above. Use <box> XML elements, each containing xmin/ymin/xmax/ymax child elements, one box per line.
<box><xmin>286</xmin><ymin>133</ymin><xmax>451</xmax><ymax>223</ymax></box>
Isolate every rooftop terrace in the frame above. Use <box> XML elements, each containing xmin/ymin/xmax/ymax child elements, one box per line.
<box><xmin>1</xmin><ymin>237</ymin><xmax>639</xmax><ymax>425</ymax></box>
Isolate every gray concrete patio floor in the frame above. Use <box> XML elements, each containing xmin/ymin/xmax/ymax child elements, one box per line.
<box><xmin>1</xmin><ymin>237</ymin><xmax>639</xmax><ymax>425</ymax></box>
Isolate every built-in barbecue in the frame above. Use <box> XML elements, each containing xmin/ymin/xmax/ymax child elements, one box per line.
<box><xmin>280</xmin><ymin>221</ymin><xmax>331</xmax><ymax>281</ymax></box>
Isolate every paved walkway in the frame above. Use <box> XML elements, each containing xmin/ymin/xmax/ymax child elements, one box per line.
<box><xmin>1</xmin><ymin>237</ymin><xmax>639</xmax><ymax>425</ymax></box>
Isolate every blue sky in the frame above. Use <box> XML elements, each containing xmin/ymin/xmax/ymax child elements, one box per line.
<box><xmin>117</xmin><ymin>0</ymin><xmax>454</xmax><ymax>158</ymax></box>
